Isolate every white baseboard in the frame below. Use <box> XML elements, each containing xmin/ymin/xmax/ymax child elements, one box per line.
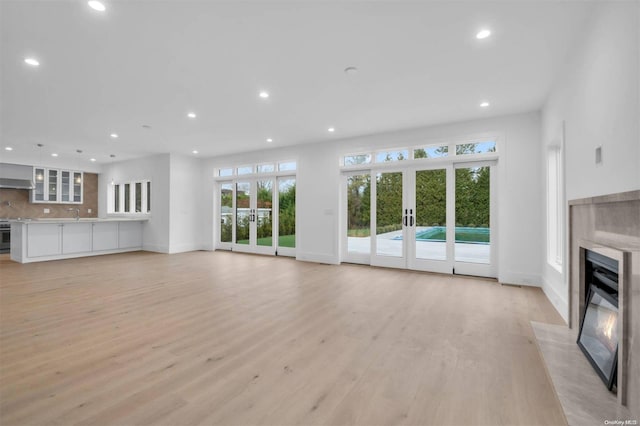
<box><xmin>498</xmin><ymin>271</ymin><xmax>542</xmax><ymax>287</ymax></box>
<box><xmin>542</xmin><ymin>276</ymin><xmax>569</xmax><ymax>324</ymax></box>
<box><xmin>168</xmin><ymin>243</ymin><xmax>203</xmax><ymax>254</ymax></box>
<box><xmin>296</xmin><ymin>252</ymin><xmax>340</xmax><ymax>265</ymax></box>
<box><xmin>142</xmin><ymin>243</ymin><xmax>170</xmax><ymax>253</ymax></box>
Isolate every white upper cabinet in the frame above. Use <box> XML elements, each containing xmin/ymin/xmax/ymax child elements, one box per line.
<box><xmin>32</xmin><ymin>167</ymin><xmax>83</xmax><ymax>204</ymax></box>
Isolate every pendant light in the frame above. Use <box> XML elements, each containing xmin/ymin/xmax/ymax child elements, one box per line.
<box><xmin>35</xmin><ymin>144</ymin><xmax>44</xmax><ymax>182</ymax></box>
<box><xmin>110</xmin><ymin>154</ymin><xmax>116</xmax><ymax>186</ymax></box>
<box><xmin>75</xmin><ymin>150</ymin><xmax>83</xmax><ymax>184</ymax></box>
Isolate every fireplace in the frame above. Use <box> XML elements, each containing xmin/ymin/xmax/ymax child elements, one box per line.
<box><xmin>577</xmin><ymin>249</ymin><xmax>619</xmax><ymax>391</ymax></box>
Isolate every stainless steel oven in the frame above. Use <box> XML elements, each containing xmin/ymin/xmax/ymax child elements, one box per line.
<box><xmin>0</xmin><ymin>221</ymin><xmax>10</xmax><ymax>253</ymax></box>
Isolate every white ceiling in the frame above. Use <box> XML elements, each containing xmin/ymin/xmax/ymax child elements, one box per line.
<box><xmin>1</xmin><ymin>1</ymin><xmax>593</xmax><ymax>165</ymax></box>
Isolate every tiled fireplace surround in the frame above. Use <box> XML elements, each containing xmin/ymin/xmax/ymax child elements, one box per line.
<box><xmin>534</xmin><ymin>190</ymin><xmax>639</xmax><ymax>425</ymax></box>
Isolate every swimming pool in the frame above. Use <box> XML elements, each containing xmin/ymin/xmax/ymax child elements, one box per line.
<box><xmin>393</xmin><ymin>226</ymin><xmax>490</xmax><ymax>244</ymax></box>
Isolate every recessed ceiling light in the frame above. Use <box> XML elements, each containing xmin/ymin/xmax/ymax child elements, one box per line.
<box><xmin>51</xmin><ymin>153</ymin><xmax>58</xmax><ymax>157</ymax></box>
<box><xmin>328</xmin><ymin>127</ymin><xmax>335</xmax><ymax>133</ymax></box>
<box><xmin>476</xmin><ymin>29</ymin><xmax>491</xmax><ymax>39</ymax></box>
<box><xmin>259</xmin><ymin>91</ymin><xmax>269</xmax><ymax>99</ymax></box>
<box><xmin>88</xmin><ymin>1</ymin><xmax>106</xmax><ymax>12</ymax></box>
<box><xmin>110</xmin><ymin>133</ymin><xmax>118</xmax><ymax>138</ymax></box>
<box><xmin>5</xmin><ymin>147</ymin><xmax>13</xmax><ymax>151</ymax></box>
<box><xmin>90</xmin><ymin>158</ymin><xmax>96</xmax><ymax>162</ymax></box>
<box><xmin>24</xmin><ymin>57</ymin><xmax>40</xmax><ymax>67</ymax></box>
<box><xmin>266</xmin><ymin>138</ymin><xmax>273</xmax><ymax>143</ymax></box>
<box><xmin>480</xmin><ymin>101</ymin><xmax>490</xmax><ymax>108</ymax></box>
<box><xmin>187</xmin><ymin>112</ymin><xmax>197</xmax><ymax>119</ymax></box>
<box><xmin>192</xmin><ymin>150</ymin><xmax>198</xmax><ymax>154</ymax></box>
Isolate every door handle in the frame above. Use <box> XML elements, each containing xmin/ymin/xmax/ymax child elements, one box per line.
<box><xmin>403</xmin><ymin>215</ymin><xmax>407</xmax><ymax>226</ymax></box>
<box><xmin>410</xmin><ymin>216</ymin><xmax>414</xmax><ymax>226</ymax></box>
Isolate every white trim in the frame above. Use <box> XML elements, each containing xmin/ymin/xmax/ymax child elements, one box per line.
<box><xmin>296</xmin><ymin>252</ymin><xmax>340</xmax><ymax>265</ymax></box>
<box><xmin>142</xmin><ymin>243</ymin><xmax>170</xmax><ymax>253</ymax></box>
<box><xmin>169</xmin><ymin>243</ymin><xmax>202</xmax><ymax>254</ymax></box>
<box><xmin>499</xmin><ymin>272</ymin><xmax>541</xmax><ymax>287</ymax></box>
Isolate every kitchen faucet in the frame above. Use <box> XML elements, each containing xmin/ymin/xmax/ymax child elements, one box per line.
<box><xmin>67</xmin><ymin>208</ymin><xmax>80</xmax><ymax>221</ymax></box>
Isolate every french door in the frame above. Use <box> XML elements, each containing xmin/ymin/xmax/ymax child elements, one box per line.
<box><xmin>217</xmin><ymin>176</ymin><xmax>296</xmax><ymax>256</ymax></box>
<box><xmin>342</xmin><ymin>161</ymin><xmax>496</xmax><ymax>277</ymax></box>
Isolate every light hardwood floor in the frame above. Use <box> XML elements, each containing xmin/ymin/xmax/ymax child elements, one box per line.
<box><xmin>1</xmin><ymin>251</ymin><xmax>567</xmax><ymax>426</ymax></box>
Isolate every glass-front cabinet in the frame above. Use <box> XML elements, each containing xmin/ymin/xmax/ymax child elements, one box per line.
<box><xmin>32</xmin><ymin>167</ymin><xmax>83</xmax><ymax>204</ymax></box>
<box><xmin>34</xmin><ymin>168</ymin><xmax>45</xmax><ymax>201</ymax></box>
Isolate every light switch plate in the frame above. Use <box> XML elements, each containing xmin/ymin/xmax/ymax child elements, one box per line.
<box><xmin>44</xmin><ymin>208</ymin><xmax>50</xmax><ymax>214</ymax></box>
<box><xmin>88</xmin><ymin>208</ymin><xmax>92</xmax><ymax>213</ymax></box>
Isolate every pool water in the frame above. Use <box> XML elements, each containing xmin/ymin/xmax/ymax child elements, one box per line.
<box><xmin>393</xmin><ymin>226</ymin><xmax>489</xmax><ymax>244</ymax></box>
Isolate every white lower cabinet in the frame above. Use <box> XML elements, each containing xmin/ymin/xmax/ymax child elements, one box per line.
<box><xmin>62</xmin><ymin>223</ymin><xmax>93</xmax><ymax>254</ymax></box>
<box><xmin>92</xmin><ymin>222</ymin><xmax>119</xmax><ymax>251</ymax></box>
<box><xmin>14</xmin><ymin>220</ymin><xmax>144</xmax><ymax>263</ymax></box>
<box><xmin>27</xmin><ymin>223</ymin><xmax>61</xmax><ymax>257</ymax></box>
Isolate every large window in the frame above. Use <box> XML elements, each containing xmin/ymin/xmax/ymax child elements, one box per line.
<box><xmin>342</xmin><ymin>139</ymin><xmax>497</xmax><ymax>167</ymax></box>
<box><xmin>218</xmin><ymin>161</ymin><xmax>296</xmax><ymax>177</ymax></box>
<box><xmin>109</xmin><ymin>180</ymin><xmax>152</xmax><ymax>214</ymax></box>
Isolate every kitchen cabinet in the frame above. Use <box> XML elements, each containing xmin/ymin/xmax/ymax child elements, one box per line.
<box><xmin>32</xmin><ymin>167</ymin><xmax>83</xmax><ymax>204</ymax></box>
<box><xmin>119</xmin><ymin>221</ymin><xmax>143</xmax><ymax>248</ymax></box>
<box><xmin>27</xmin><ymin>223</ymin><xmax>61</xmax><ymax>257</ymax></box>
<box><xmin>62</xmin><ymin>223</ymin><xmax>92</xmax><ymax>254</ymax></box>
<box><xmin>92</xmin><ymin>222</ymin><xmax>119</xmax><ymax>251</ymax></box>
<box><xmin>12</xmin><ymin>219</ymin><xmax>145</xmax><ymax>263</ymax></box>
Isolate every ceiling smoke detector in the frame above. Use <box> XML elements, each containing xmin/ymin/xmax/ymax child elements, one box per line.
<box><xmin>344</xmin><ymin>66</ymin><xmax>358</xmax><ymax>76</ymax></box>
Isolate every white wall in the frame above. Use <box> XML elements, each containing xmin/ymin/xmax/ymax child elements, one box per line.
<box><xmin>98</xmin><ymin>154</ymin><xmax>171</xmax><ymax>252</ymax></box>
<box><xmin>98</xmin><ymin>153</ymin><xmax>204</xmax><ymax>254</ymax></box>
<box><xmin>202</xmin><ymin>111</ymin><xmax>543</xmax><ymax>286</ymax></box>
<box><xmin>541</xmin><ymin>1</ymin><xmax>640</xmax><ymax>321</ymax></box>
<box><xmin>169</xmin><ymin>154</ymin><xmax>203</xmax><ymax>253</ymax></box>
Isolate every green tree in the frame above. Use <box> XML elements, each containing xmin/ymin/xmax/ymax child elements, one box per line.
<box><xmin>416</xmin><ymin>169</ymin><xmax>446</xmax><ymax>226</ymax></box>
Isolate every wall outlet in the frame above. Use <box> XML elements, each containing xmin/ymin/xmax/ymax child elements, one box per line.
<box><xmin>44</xmin><ymin>208</ymin><xmax>50</xmax><ymax>214</ymax></box>
<box><xmin>88</xmin><ymin>208</ymin><xmax>92</xmax><ymax>213</ymax></box>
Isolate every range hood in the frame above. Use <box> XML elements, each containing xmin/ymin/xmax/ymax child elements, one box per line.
<box><xmin>0</xmin><ymin>178</ymin><xmax>35</xmax><ymax>190</ymax></box>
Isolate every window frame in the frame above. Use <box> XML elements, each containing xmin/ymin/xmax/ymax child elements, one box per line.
<box><xmin>108</xmin><ymin>179</ymin><xmax>152</xmax><ymax>216</ymax></box>
<box><xmin>546</xmin><ymin>140</ymin><xmax>564</xmax><ymax>272</ymax></box>
<box><xmin>340</xmin><ymin>136</ymin><xmax>499</xmax><ymax>172</ymax></box>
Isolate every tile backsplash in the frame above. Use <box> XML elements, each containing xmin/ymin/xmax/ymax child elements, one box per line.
<box><xmin>0</xmin><ymin>173</ymin><xmax>98</xmax><ymax>219</ymax></box>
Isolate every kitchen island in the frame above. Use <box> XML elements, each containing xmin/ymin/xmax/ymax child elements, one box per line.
<box><xmin>10</xmin><ymin>218</ymin><xmax>147</xmax><ymax>263</ymax></box>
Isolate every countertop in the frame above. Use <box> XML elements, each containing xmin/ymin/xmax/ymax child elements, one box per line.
<box><xmin>9</xmin><ymin>217</ymin><xmax>150</xmax><ymax>224</ymax></box>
